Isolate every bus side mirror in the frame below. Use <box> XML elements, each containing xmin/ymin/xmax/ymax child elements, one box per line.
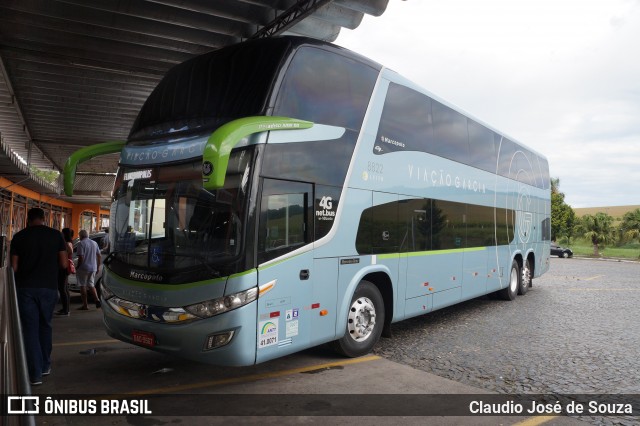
<box><xmin>64</xmin><ymin>140</ymin><xmax>126</xmax><ymax>196</ymax></box>
<box><xmin>202</xmin><ymin>116</ymin><xmax>312</xmax><ymax>191</ymax></box>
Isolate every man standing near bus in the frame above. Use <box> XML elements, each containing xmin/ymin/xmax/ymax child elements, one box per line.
<box><xmin>10</xmin><ymin>207</ymin><xmax>68</xmax><ymax>386</ymax></box>
<box><xmin>76</xmin><ymin>229</ymin><xmax>102</xmax><ymax>310</ymax></box>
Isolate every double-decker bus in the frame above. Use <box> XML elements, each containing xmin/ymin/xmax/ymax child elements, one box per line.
<box><xmin>65</xmin><ymin>36</ymin><xmax>551</xmax><ymax>366</ymax></box>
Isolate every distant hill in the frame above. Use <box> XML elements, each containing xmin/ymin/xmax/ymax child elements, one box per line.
<box><xmin>574</xmin><ymin>205</ymin><xmax>640</xmax><ymax>219</ymax></box>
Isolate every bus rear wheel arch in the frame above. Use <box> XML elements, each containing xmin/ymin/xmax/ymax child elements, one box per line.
<box><xmin>331</xmin><ymin>279</ymin><xmax>385</xmax><ymax>358</ymax></box>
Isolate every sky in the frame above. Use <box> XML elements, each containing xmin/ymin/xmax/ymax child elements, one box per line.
<box><xmin>336</xmin><ymin>0</ymin><xmax>640</xmax><ymax>208</ymax></box>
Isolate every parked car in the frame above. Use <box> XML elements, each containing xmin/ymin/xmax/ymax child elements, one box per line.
<box><xmin>68</xmin><ymin>232</ymin><xmax>108</xmax><ymax>293</ymax></box>
<box><xmin>550</xmin><ymin>243</ymin><xmax>573</xmax><ymax>258</ymax></box>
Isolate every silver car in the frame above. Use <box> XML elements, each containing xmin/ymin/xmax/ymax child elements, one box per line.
<box><xmin>68</xmin><ymin>232</ymin><xmax>108</xmax><ymax>292</ymax></box>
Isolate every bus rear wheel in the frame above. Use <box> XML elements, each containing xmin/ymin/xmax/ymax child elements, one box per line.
<box><xmin>331</xmin><ymin>280</ymin><xmax>384</xmax><ymax>358</ymax></box>
<box><xmin>498</xmin><ymin>260</ymin><xmax>520</xmax><ymax>301</ymax></box>
<box><xmin>518</xmin><ymin>258</ymin><xmax>532</xmax><ymax>295</ymax></box>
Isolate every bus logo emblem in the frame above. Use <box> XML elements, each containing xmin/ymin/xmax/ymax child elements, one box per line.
<box><xmin>202</xmin><ymin>161</ymin><xmax>213</xmax><ymax>176</ymax></box>
<box><xmin>517</xmin><ymin>187</ymin><xmax>533</xmax><ymax>243</ymax></box>
<box><xmin>138</xmin><ymin>306</ymin><xmax>148</xmax><ymax>319</ymax></box>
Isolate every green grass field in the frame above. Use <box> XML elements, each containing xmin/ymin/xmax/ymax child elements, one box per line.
<box><xmin>557</xmin><ymin>239</ymin><xmax>640</xmax><ymax>260</ymax></box>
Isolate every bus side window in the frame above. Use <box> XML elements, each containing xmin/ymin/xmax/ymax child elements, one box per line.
<box><xmin>265</xmin><ymin>193</ymin><xmax>305</xmax><ymax>250</ymax></box>
<box><xmin>432</xmin><ymin>200</ymin><xmax>466</xmax><ymax>250</ymax></box>
<box><xmin>258</xmin><ymin>179</ymin><xmax>313</xmax><ymax>264</ymax></box>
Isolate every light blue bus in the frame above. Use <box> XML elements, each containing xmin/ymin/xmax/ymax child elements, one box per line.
<box><xmin>65</xmin><ymin>36</ymin><xmax>551</xmax><ymax>366</ymax></box>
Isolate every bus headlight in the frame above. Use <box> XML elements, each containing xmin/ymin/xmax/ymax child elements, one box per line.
<box><xmin>185</xmin><ymin>287</ymin><xmax>258</xmax><ymax>318</ymax></box>
<box><xmin>102</xmin><ymin>283</ymin><xmax>198</xmax><ymax>323</ymax></box>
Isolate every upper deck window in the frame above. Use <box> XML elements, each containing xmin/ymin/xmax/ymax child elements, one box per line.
<box><xmin>431</xmin><ymin>101</ymin><xmax>469</xmax><ymax>163</ymax></box>
<box><xmin>374</xmin><ymin>83</ymin><xmax>435</xmax><ymax>155</ymax></box>
<box><xmin>274</xmin><ymin>47</ymin><xmax>378</xmax><ymax>131</ymax></box>
<box><xmin>129</xmin><ymin>40</ymin><xmax>290</xmax><ymax>141</ymax></box>
<box><xmin>374</xmin><ymin>82</ymin><xmax>548</xmax><ymax>189</ymax></box>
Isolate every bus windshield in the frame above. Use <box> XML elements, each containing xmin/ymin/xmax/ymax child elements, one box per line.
<box><xmin>109</xmin><ymin>147</ymin><xmax>254</xmax><ymax>282</ymax></box>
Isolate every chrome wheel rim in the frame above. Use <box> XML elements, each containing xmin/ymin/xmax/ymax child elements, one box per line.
<box><xmin>509</xmin><ymin>266</ymin><xmax>518</xmax><ymax>293</ymax></box>
<box><xmin>347</xmin><ymin>296</ymin><xmax>376</xmax><ymax>342</ymax></box>
<box><xmin>522</xmin><ymin>263</ymin><xmax>531</xmax><ymax>287</ymax></box>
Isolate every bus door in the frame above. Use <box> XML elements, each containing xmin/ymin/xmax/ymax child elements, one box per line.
<box><xmin>255</xmin><ymin>178</ymin><xmax>316</xmax><ymax>363</ymax></box>
<box><xmin>398</xmin><ymin>197</ymin><xmax>433</xmax><ymax>318</ymax></box>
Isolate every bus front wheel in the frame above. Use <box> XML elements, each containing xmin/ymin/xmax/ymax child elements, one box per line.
<box><xmin>331</xmin><ymin>280</ymin><xmax>385</xmax><ymax>358</ymax></box>
<box><xmin>498</xmin><ymin>260</ymin><xmax>520</xmax><ymax>301</ymax></box>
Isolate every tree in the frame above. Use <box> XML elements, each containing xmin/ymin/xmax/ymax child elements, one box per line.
<box><xmin>620</xmin><ymin>208</ymin><xmax>640</xmax><ymax>241</ymax></box>
<box><xmin>577</xmin><ymin>212</ymin><xmax>616</xmax><ymax>256</ymax></box>
<box><xmin>550</xmin><ymin>178</ymin><xmax>576</xmax><ymax>242</ymax></box>
<box><xmin>29</xmin><ymin>165</ymin><xmax>60</xmax><ymax>185</ymax></box>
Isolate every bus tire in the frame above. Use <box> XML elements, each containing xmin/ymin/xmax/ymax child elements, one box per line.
<box><xmin>331</xmin><ymin>280</ymin><xmax>385</xmax><ymax>358</ymax></box>
<box><xmin>498</xmin><ymin>260</ymin><xmax>519</xmax><ymax>301</ymax></box>
<box><xmin>519</xmin><ymin>258</ymin><xmax>532</xmax><ymax>295</ymax></box>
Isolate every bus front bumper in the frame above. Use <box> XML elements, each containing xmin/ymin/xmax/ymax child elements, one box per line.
<box><xmin>102</xmin><ymin>300</ymin><xmax>258</xmax><ymax>366</ymax></box>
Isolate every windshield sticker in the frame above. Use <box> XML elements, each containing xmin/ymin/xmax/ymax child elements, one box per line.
<box><xmin>258</xmin><ymin>319</ymin><xmax>278</xmax><ymax>349</ymax></box>
<box><xmin>150</xmin><ymin>247</ymin><xmax>163</xmax><ymax>267</ymax></box>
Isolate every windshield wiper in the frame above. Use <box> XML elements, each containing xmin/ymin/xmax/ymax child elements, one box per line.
<box><xmin>103</xmin><ymin>250</ymin><xmax>147</xmax><ymax>264</ymax></box>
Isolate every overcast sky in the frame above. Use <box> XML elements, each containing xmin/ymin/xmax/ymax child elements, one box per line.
<box><xmin>336</xmin><ymin>0</ymin><xmax>640</xmax><ymax>208</ymax></box>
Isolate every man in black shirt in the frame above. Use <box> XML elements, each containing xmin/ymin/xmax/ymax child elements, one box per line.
<box><xmin>10</xmin><ymin>207</ymin><xmax>67</xmax><ymax>386</ymax></box>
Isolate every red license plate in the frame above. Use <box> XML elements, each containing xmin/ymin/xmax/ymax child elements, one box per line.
<box><xmin>132</xmin><ymin>330</ymin><xmax>155</xmax><ymax>347</ymax></box>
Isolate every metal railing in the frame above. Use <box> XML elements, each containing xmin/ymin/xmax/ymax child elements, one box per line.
<box><xmin>1</xmin><ymin>266</ymin><xmax>35</xmax><ymax>426</ymax></box>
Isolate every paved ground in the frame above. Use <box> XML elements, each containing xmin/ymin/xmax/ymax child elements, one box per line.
<box><xmin>14</xmin><ymin>258</ymin><xmax>637</xmax><ymax>425</ymax></box>
<box><xmin>29</xmin><ymin>311</ymin><xmax>588</xmax><ymax>426</ymax></box>
<box><xmin>373</xmin><ymin>258</ymin><xmax>640</xmax><ymax>425</ymax></box>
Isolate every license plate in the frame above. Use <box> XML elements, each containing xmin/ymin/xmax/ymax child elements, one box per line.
<box><xmin>132</xmin><ymin>330</ymin><xmax>155</xmax><ymax>347</ymax></box>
